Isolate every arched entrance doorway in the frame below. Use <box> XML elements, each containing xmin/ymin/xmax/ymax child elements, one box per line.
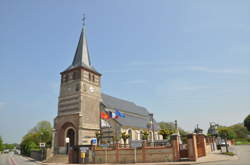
<box><xmin>67</xmin><ymin>128</ymin><xmax>75</xmax><ymax>147</ymax></box>
<box><xmin>65</xmin><ymin>128</ymin><xmax>75</xmax><ymax>154</ymax></box>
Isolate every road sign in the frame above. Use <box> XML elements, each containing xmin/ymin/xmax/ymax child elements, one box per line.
<box><xmin>80</xmin><ymin>147</ymin><xmax>89</xmax><ymax>152</ymax></box>
<box><xmin>39</xmin><ymin>143</ymin><xmax>46</xmax><ymax>148</ymax></box>
<box><xmin>65</xmin><ymin>137</ymin><xmax>70</xmax><ymax>143</ymax></box>
<box><xmin>100</xmin><ymin>144</ymin><xmax>108</xmax><ymax>148</ymax></box>
<box><xmin>92</xmin><ymin>138</ymin><xmax>97</xmax><ymax>145</ymax></box>
<box><xmin>131</xmin><ymin>141</ymin><xmax>142</xmax><ymax>148</ymax></box>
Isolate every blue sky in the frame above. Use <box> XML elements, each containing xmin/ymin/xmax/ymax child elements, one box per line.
<box><xmin>0</xmin><ymin>0</ymin><xmax>249</xmax><ymax>143</ymax></box>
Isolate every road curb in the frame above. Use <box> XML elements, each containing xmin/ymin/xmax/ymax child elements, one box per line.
<box><xmin>20</xmin><ymin>155</ymin><xmax>43</xmax><ymax>164</ymax></box>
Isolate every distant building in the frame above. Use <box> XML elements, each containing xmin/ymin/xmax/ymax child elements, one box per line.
<box><xmin>53</xmin><ymin>24</ymin><xmax>161</xmax><ymax>154</ymax></box>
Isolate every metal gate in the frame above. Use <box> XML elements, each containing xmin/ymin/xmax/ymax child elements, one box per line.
<box><xmin>179</xmin><ymin>144</ymin><xmax>188</xmax><ymax>158</ymax></box>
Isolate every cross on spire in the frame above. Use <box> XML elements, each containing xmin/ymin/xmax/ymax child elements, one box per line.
<box><xmin>82</xmin><ymin>14</ymin><xmax>86</xmax><ymax>27</ymax></box>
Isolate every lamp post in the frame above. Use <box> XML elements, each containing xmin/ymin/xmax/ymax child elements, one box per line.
<box><xmin>149</xmin><ymin>113</ymin><xmax>155</xmax><ymax>144</ymax></box>
<box><xmin>208</xmin><ymin>122</ymin><xmax>218</xmax><ymax>151</ymax></box>
<box><xmin>65</xmin><ymin>137</ymin><xmax>70</xmax><ymax>154</ymax></box>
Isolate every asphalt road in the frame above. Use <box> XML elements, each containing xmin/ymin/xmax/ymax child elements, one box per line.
<box><xmin>0</xmin><ymin>152</ymin><xmax>39</xmax><ymax>165</ymax></box>
<box><xmin>201</xmin><ymin>145</ymin><xmax>250</xmax><ymax>165</ymax></box>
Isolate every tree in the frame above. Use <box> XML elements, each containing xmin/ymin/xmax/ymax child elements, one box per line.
<box><xmin>121</xmin><ymin>132</ymin><xmax>130</xmax><ymax>145</ymax></box>
<box><xmin>20</xmin><ymin>121</ymin><xmax>52</xmax><ymax>156</ymax></box>
<box><xmin>158</xmin><ymin>121</ymin><xmax>188</xmax><ymax>136</ymax></box>
<box><xmin>141</xmin><ymin>131</ymin><xmax>149</xmax><ymax>140</ymax></box>
<box><xmin>229</xmin><ymin>123</ymin><xmax>249</xmax><ymax>139</ymax></box>
<box><xmin>0</xmin><ymin>136</ymin><xmax>3</xmax><ymax>151</ymax></box>
<box><xmin>95</xmin><ymin>131</ymin><xmax>103</xmax><ymax>145</ymax></box>
<box><xmin>159</xmin><ymin>128</ymin><xmax>174</xmax><ymax>139</ymax></box>
<box><xmin>244</xmin><ymin>114</ymin><xmax>250</xmax><ymax>131</ymax></box>
<box><xmin>218</xmin><ymin>127</ymin><xmax>236</xmax><ymax>152</ymax></box>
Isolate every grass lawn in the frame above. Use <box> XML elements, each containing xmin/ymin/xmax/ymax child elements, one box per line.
<box><xmin>221</xmin><ymin>152</ymin><xmax>235</xmax><ymax>156</ymax></box>
<box><xmin>235</xmin><ymin>140</ymin><xmax>250</xmax><ymax>145</ymax></box>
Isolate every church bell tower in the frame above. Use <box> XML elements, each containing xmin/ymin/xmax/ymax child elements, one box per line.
<box><xmin>54</xmin><ymin>21</ymin><xmax>101</xmax><ymax>154</ymax></box>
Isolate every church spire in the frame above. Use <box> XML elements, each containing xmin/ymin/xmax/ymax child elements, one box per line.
<box><xmin>71</xmin><ymin>26</ymin><xmax>91</xmax><ymax>67</ymax></box>
<box><xmin>64</xmin><ymin>15</ymin><xmax>100</xmax><ymax>75</ymax></box>
<box><xmin>71</xmin><ymin>15</ymin><xmax>91</xmax><ymax>67</ymax></box>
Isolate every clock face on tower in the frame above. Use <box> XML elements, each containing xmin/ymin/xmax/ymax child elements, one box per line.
<box><xmin>89</xmin><ymin>86</ymin><xmax>95</xmax><ymax>93</ymax></box>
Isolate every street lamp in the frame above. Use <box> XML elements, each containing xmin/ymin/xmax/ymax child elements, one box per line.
<box><xmin>65</xmin><ymin>137</ymin><xmax>70</xmax><ymax>154</ymax></box>
<box><xmin>149</xmin><ymin>113</ymin><xmax>155</xmax><ymax>144</ymax></box>
<box><xmin>208</xmin><ymin>122</ymin><xmax>218</xmax><ymax>151</ymax></box>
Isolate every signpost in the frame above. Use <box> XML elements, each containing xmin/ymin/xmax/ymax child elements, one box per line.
<box><xmin>131</xmin><ymin>141</ymin><xmax>142</xmax><ymax>163</ymax></box>
<box><xmin>91</xmin><ymin>138</ymin><xmax>97</xmax><ymax>145</ymax></box>
<box><xmin>65</xmin><ymin>137</ymin><xmax>70</xmax><ymax>154</ymax></box>
<box><xmin>39</xmin><ymin>143</ymin><xmax>46</xmax><ymax>161</ymax></box>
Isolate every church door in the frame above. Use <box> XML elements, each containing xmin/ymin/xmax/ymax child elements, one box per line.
<box><xmin>67</xmin><ymin>128</ymin><xmax>75</xmax><ymax>147</ymax></box>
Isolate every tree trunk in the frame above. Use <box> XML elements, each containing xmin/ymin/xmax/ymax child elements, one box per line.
<box><xmin>225</xmin><ymin>137</ymin><xmax>229</xmax><ymax>153</ymax></box>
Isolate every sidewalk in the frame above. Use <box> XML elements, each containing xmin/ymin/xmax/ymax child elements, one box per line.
<box><xmin>40</xmin><ymin>151</ymin><xmax>238</xmax><ymax>165</ymax></box>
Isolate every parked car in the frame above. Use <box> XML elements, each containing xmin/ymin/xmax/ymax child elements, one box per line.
<box><xmin>217</xmin><ymin>141</ymin><xmax>229</xmax><ymax>149</ymax></box>
<box><xmin>3</xmin><ymin>149</ymin><xmax>9</xmax><ymax>154</ymax></box>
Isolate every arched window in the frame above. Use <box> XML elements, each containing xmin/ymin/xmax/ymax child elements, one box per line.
<box><xmin>128</xmin><ymin>129</ymin><xmax>132</xmax><ymax>145</ymax></box>
<box><xmin>88</xmin><ymin>73</ymin><xmax>91</xmax><ymax>81</ymax></box>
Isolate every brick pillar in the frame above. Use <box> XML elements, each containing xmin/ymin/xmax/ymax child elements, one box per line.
<box><xmin>115</xmin><ymin>143</ymin><xmax>119</xmax><ymax>163</ymax></box>
<box><xmin>171</xmin><ymin>134</ymin><xmax>180</xmax><ymax>161</ymax></box>
<box><xmin>187</xmin><ymin>134</ymin><xmax>198</xmax><ymax>161</ymax></box>
<box><xmin>91</xmin><ymin>145</ymin><xmax>96</xmax><ymax>164</ymax></box>
<box><xmin>196</xmin><ymin>134</ymin><xmax>207</xmax><ymax>156</ymax></box>
<box><xmin>142</xmin><ymin>140</ymin><xmax>146</xmax><ymax>162</ymax></box>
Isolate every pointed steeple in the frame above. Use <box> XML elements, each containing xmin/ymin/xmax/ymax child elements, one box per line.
<box><xmin>65</xmin><ymin>17</ymin><xmax>100</xmax><ymax>75</ymax></box>
<box><xmin>72</xmin><ymin>27</ymin><xmax>91</xmax><ymax>67</ymax></box>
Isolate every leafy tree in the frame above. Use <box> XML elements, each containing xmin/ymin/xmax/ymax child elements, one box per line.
<box><xmin>218</xmin><ymin>127</ymin><xmax>236</xmax><ymax>153</ymax></box>
<box><xmin>0</xmin><ymin>136</ymin><xmax>3</xmax><ymax>151</ymax></box>
<box><xmin>141</xmin><ymin>131</ymin><xmax>149</xmax><ymax>140</ymax></box>
<box><xmin>159</xmin><ymin>128</ymin><xmax>174</xmax><ymax>139</ymax></box>
<box><xmin>158</xmin><ymin>121</ymin><xmax>188</xmax><ymax>136</ymax></box>
<box><xmin>244</xmin><ymin>114</ymin><xmax>250</xmax><ymax>131</ymax></box>
<box><xmin>218</xmin><ymin>127</ymin><xmax>236</xmax><ymax>140</ymax></box>
<box><xmin>229</xmin><ymin>123</ymin><xmax>249</xmax><ymax>139</ymax></box>
<box><xmin>3</xmin><ymin>143</ymin><xmax>15</xmax><ymax>150</ymax></box>
<box><xmin>121</xmin><ymin>132</ymin><xmax>130</xmax><ymax>145</ymax></box>
<box><xmin>95</xmin><ymin>131</ymin><xmax>103</xmax><ymax>145</ymax></box>
<box><xmin>20</xmin><ymin>121</ymin><xmax>52</xmax><ymax>156</ymax></box>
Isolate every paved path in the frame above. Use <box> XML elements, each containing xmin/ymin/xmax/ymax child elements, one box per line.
<box><xmin>198</xmin><ymin>145</ymin><xmax>250</xmax><ymax>165</ymax></box>
<box><xmin>2</xmin><ymin>145</ymin><xmax>248</xmax><ymax>165</ymax></box>
<box><xmin>0</xmin><ymin>152</ymin><xmax>39</xmax><ymax>165</ymax></box>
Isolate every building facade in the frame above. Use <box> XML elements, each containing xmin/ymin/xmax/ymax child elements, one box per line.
<box><xmin>53</xmin><ymin>25</ymin><xmax>161</xmax><ymax>154</ymax></box>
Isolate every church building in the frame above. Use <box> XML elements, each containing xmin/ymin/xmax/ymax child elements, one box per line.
<box><xmin>53</xmin><ymin>23</ymin><xmax>161</xmax><ymax>154</ymax></box>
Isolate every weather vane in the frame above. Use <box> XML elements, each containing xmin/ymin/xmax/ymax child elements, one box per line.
<box><xmin>82</xmin><ymin>14</ymin><xmax>86</xmax><ymax>26</ymax></box>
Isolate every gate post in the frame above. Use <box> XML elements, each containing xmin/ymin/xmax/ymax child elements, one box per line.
<box><xmin>196</xmin><ymin>134</ymin><xmax>207</xmax><ymax>156</ymax></box>
<box><xmin>171</xmin><ymin>134</ymin><xmax>180</xmax><ymax>161</ymax></box>
<box><xmin>187</xmin><ymin>134</ymin><xmax>198</xmax><ymax>161</ymax></box>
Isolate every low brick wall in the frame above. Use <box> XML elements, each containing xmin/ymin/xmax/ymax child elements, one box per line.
<box><xmin>93</xmin><ymin>146</ymin><xmax>173</xmax><ymax>164</ymax></box>
<box><xmin>31</xmin><ymin>150</ymin><xmax>43</xmax><ymax>161</ymax></box>
<box><xmin>31</xmin><ymin>148</ymin><xmax>51</xmax><ymax>161</ymax></box>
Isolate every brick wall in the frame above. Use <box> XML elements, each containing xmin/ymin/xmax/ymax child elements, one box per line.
<box><xmin>93</xmin><ymin>146</ymin><xmax>173</xmax><ymax>164</ymax></box>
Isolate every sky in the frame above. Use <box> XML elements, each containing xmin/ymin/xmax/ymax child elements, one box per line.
<box><xmin>0</xmin><ymin>0</ymin><xmax>249</xmax><ymax>143</ymax></box>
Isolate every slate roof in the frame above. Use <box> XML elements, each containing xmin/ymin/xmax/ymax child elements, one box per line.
<box><xmin>101</xmin><ymin>93</ymin><xmax>159</xmax><ymax>130</ymax></box>
<box><xmin>65</xmin><ymin>27</ymin><xmax>98</xmax><ymax>73</ymax></box>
